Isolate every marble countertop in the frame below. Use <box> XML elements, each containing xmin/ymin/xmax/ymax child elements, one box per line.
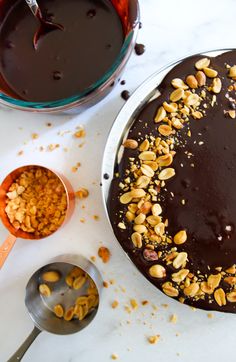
<box><xmin>0</xmin><ymin>0</ymin><xmax>235</xmax><ymax>361</ymax></box>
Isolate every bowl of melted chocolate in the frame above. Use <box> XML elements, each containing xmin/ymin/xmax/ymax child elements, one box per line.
<box><xmin>0</xmin><ymin>0</ymin><xmax>139</xmax><ymax>112</ymax></box>
<box><xmin>103</xmin><ymin>49</ymin><xmax>236</xmax><ymax>313</ymax></box>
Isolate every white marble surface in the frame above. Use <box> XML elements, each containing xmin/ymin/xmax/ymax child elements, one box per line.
<box><xmin>0</xmin><ymin>0</ymin><xmax>236</xmax><ymax>361</ymax></box>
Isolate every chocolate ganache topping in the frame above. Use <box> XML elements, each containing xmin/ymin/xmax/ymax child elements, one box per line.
<box><xmin>108</xmin><ymin>50</ymin><xmax>236</xmax><ymax>313</ymax></box>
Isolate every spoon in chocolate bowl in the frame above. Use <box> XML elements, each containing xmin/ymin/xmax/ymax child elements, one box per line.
<box><xmin>25</xmin><ymin>0</ymin><xmax>64</xmax><ymax>49</ymax></box>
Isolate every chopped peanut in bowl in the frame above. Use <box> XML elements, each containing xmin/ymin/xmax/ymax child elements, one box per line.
<box><xmin>39</xmin><ymin>266</ymin><xmax>99</xmax><ymax>323</ymax></box>
<box><xmin>4</xmin><ymin>167</ymin><xmax>67</xmax><ymax>237</ymax></box>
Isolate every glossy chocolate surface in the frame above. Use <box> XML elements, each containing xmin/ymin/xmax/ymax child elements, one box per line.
<box><xmin>108</xmin><ymin>50</ymin><xmax>236</xmax><ymax>312</ymax></box>
<box><xmin>0</xmin><ymin>0</ymin><xmax>124</xmax><ymax>102</ymax></box>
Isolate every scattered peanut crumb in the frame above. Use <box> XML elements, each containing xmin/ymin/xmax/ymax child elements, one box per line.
<box><xmin>161</xmin><ymin>304</ymin><xmax>169</xmax><ymax>309</ymax></box>
<box><xmin>191</xmin><ymin>307</ymin><xmax>196</xmax><ymax>312</ymax></box>
<box><xmin>74</xmin><ymin>128</ymin><xmax>86</xmax><ymax>138</ymax></box>
<box><xmin>228</xmin><ymin>110</ymin><xmax>236</xmax><ymax>119</ymax></box>
<box><xmin>148</xmin><ymin>335</ymin><xmax>160</xmax><ymax>344</ymax></box>
<box><xmin>141</xmin><ymin>300</ymin><xmax>149</xmax><ymax>306</ymax></box>
<box><xmin>93</xmin><ymin>215</ymin><xmax>100</xmax><ymax>221</ymax></box>
<box><xmin>17</xmin><ymin>150</ymin><xmax>24</xmax><ymax>156</ymax></box>
<box><xmin>46</xmin><ymin>122</ymin><xmax>52</xmax><ymax>127</ymax></box>
<box><xmin>103</xmin><ymin>281</ymin><xmax>109</xmax><ymax>288</ymax></box>
<box><xmin>130</xmin><ymin>299</ymin><xmax>138</xmax><ymax>310</ymax></box>
<box><xmin>110</xmin><ymin>279</ymin><xmax>115</xmax><ymax>285</ymax></box>
<box><xmin>47</xmin><ymin>144</ymin><xmax>60</xmax><ymax>151</ymax></box>
<box><xmin>98</xmin><ymin>246</ymin><xmax>111</xmax><ymax>263</ymax></box>
<box><xmin>75</xmin><ymin>188</ymin><xmax>89</xmax><ymax>199</ymax></box>
<box><xmin>80</xmin><ymin>218</ymin><xmax>85</xmax><ymax>223</ymax></box>
<box><xmin>124</xmin><ymin>306</ymin><xmax>132</xmax><ymax>314</ymax></box>
<box><xmin>78</xmin><ymin>142</ymin><xmax>85</xmax><ymax>148</ymax></box>
<box><xmin>111</xmin><ymin>354</ymin><xmax>118</xmax><ymax>360</ymax></box>
<box><xmin>71</xmin><ymin>166</ymin><xmax>78</xmax><ymax>173</ymax></box>
<box><xmin>57</xmin><ymin>130</ymin><xmax>71</xmax><ymax>136</ymax></box>
<box><xmin>90</xmin><ymin>256</ymin><xmax>96</xmax><ymax>263</ymax></box>
<box><xmin>32</xmin><ymin>133</ymin><xmax>39</xmax><ymax>139</ymax></box>
<box><xmin>207</xmin><ymin>313</ymin><xmax>214</xmax><ymax>319</ymax></box>
<box><xmin>112</xmin><ymin>300</ymin><xmax>119</xmax><ymax>309</ymax></box>
<box><xmin>39</xmin><ymin>146</ymin><xmax>44</xmax><ymax>152</ymax></box>
<box><xmin>169</xmin><ymin>314</ymin><xmax>178</xmax><ymax>323</ymax></box>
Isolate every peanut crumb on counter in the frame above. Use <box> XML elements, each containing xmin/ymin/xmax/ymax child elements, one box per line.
<box><xmin>130</xmin><ymin>299</ymin><xmax>138</xmax><ymax>310</ymax></box>
<box><xmin>152</xmin><ymin>304</ymin><xmax>158</xmax><ymax>311</ymax></box>
<box><xmin>141</xmin><ymin>300</ymin><xmax>149</xmax><ymax>306</ymax></box>
<box><xmin>103</xmin><ymin>281</ymin><xmax>109</xmax><ymax>288</ymax></box>
<box><xmin>148</xmin><ymin>335</ymin><xmax>160</xmax><ymax>344</ymax></box>
<box><xmin>71</xmin><ymin>162</ymin><xmax>81</xmax><ymax>172</ymax></box>
<box><xmin>74</xmin><ymin>127</ymin><xmax>86</xmax><ymax>138</ymax></box>
<box><xmin>80</xmin><ymin>218</ymin><xmax>85</xmax><ymax>223</ymax></box>
<box><xmin>176</xmin><ymin>333</ymin><xmax>180</xmax><ymax>337</ymax></box>
<box><xmin>17</xmin><ymin>150</ymin><xmax>24</xmax><ymax>156</ymax></box>
<box><xmin>39</xmin><ymin>146</ymin><xmax>44</xmax><ymax>152</ymax></box>
<box><xmin>191</xmin><ymin>307</ymin><xmax>196</xmax><ymax>312</ymax></box>
<box><xmin>110</xmin><ymin>279</ymin><xmax>115</xmax><ymax>285</ymax></box>
<box><xmin>78</xmin><ymin>142</ymin><xmax>85</xmax><ymax>148</ymax></box>
<box><xmin>90</xmin><ymin>256</ymin><xmax>96</xmax><ymax>263</ymax></box>
<box><xmin>161</xmin><ymin>304</ymin><xmax>169</xmax><ymax>309</ymax></box>
<box><xmin>57</xmin><ymin>130</ymin><xmax>71</xmax><ymax>136</ymax></box>
<box><xmin>75</xmin><ymin>188</ymin><xmax>89</xmax><ymax>199</ymax></box>
<box><xmin>112</xmin><ymin>300</ymin><xmax>119</xmax><ymax>309</ymax></box>
<box><xmin>93</xmin><ymin>215</ymin><xmax>100</xmax><ymax>221</ymax></box>
<box><xmin>31</xmin><ymin>133</ymin><xmax>39</xmax><ymax>139</ymax></box>
<box><xmin>207</xmin><ymin>313</ymin><xmax>214</xmax><ymax>319</ymax></box>
<box><xmin>47</xmin><ymin>144</ymin><xmax>60</xmax><ymax>151</ymax></box>
<box><xmin>111</xmin><ymin>354</ymin><xmax>118</xmax><ymax>360</ymax></box>
<box><xmin>124</xmin><ymin>305</ymin><xmax>132</xmax><ymax>314</ymax></box>
<box><xmin>98</xmin><ymin>246</ymin><xmax>111</xmax><ymax>263</ymax></box>
<box><xmin>46</xmin><ymin>122</ymin><xmax>52</xmax><ymax>127</ymax></box>
<box><xmin>169</xmin><ymin>314</ymin><xmax>178</xmax><ymax>323</ymax></box>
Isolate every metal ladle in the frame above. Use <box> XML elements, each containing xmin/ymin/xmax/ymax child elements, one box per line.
<box><xmin>7</xmin><ymin>254</ymin><xmax>103</xmax><ymax>362</ymax></box>
<box><xmin>25</xmin><ymin>0</ymin><xmax>63</xmax><ymax>49</ymax></box>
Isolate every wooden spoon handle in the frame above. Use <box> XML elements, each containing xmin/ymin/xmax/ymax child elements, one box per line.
<box><xmin>0</xmin><ymin>234</ymin><xmax>17</xmax><ymax>269</ymax></box>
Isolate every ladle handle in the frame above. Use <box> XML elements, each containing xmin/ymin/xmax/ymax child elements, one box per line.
<box><xmin>0</xmin><ymin>234</ymin><xmax>17</xmax><ymax>269</ymax></box>
<box><xmin>7</xmin><ymin>326</ymin><xmax>41</xmax><ymax>362</ymax></box>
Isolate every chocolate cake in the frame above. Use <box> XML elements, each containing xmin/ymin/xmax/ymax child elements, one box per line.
<box><xmin>108</xmin><ymin>50</ymin><xmax>236</xmax><ymax>313</ymax></box>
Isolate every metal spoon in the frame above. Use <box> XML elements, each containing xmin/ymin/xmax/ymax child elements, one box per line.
<box><xmin>7</xmin><ymin>254</ymin><xmax>103</xmax><ymax>362</ymax></box>
<box><xmin>25</xmin><ymin>0</ymin><xmax>63</xmax><ymax>49</ymax></box>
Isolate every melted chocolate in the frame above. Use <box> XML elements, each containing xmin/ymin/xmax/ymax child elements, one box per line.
<box><xmin>0</xmin><ymin>0</ymin><xmax>124</xmax><ymax>102</ymax></box>
<box><xmin>121</xmin><ymin>90</ymin><xmax>130</xmax><ymax>100</ymax></box>
<box><xmin>135</xmin><ymin>43</ymin><xmax>145</xmax><ymax>56</ymax></box>
<box><xmin>108</xmin><ymin>50</ymin><xmax>236</xmax><ymax>313</ymax></box>
<box><xmin>103</xmin><ymin>173</ymin><xmax>110</xmax><ymax>180</ymax></box>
